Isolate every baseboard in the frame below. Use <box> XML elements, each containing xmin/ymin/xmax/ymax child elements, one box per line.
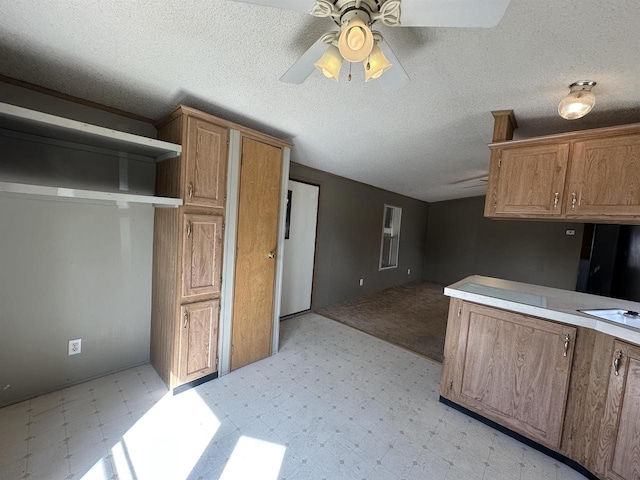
<box><xmin>173</xmin><ymin>372</ymin><xmax>219</xmax><ymax>395</ymax></box>
<box><xmin>439</xmin><ymin>396</ymin><xmax>599</xmax><ymax>480</ymax></box>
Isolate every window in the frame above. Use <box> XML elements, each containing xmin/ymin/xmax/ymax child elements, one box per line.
<box><xmin>379</xmin><ymin>205</ymin><xmax>402</xmax><ymax>270</ymax></box>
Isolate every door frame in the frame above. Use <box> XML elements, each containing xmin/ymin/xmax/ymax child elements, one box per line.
<box><xmin>285</xmin><ymin>176</ymin><xmax>322</xmax><ymax>313</ymax></box>
<box><xmin>218</xmin><ymin>130</ymin><xmax>290</xmax><ymax>376</ymax></box>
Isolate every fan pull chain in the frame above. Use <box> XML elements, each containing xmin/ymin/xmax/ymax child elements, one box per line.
<box><xmin>366</xmin><ymin>55</ymin><xmax>371</xmax><ymax>71</ymax></box>
<box><xmin>348</xmin><ymin>62</ymin><xmax>352</xmax><ymax>82</ymax></box>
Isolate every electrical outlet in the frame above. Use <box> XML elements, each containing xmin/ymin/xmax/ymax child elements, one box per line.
<box><xmin>359</xmin><ymin>278</ymin><xmax>364</xmax><ymax>286</ymax></box>
<box><xmin>407</xmin><ymin>268</ymin><xmax>411</xmax><ymax>275</ymax></box>
<box><xmin>68</xmin><ymin>339</ymin><xmax>81</xmax><ymax>356</ymax></box>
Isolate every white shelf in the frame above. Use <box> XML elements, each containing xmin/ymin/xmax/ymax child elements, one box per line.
<box><xmin>0</xmin><ymin>102</ymin><xmax>181</xmax><ymax>162</ymax></box>
<box><xmin>0</xmin><ymin>181</ymin><xmax>182</xmax><ymax>208</ymax></box>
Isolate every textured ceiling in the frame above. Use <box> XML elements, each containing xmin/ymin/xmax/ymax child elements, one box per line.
<box><xmin>1</xmin><ymin>0</ymin><xmax>639</xmax><ymax>202</ymax></box>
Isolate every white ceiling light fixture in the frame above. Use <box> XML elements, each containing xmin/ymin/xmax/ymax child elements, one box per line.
<box><xmin>338</xmin><ymin>17</ymin><xmax>374</xmax><ymax>62</ymax></box>
<box><xmin>230</xmin><ymin>0</ymin><xmax>512</xmax><ymax>92</ymax></box>
<box><xmin>558</xmin><ymin>81</ymin><xmax>597</xmax><ymax>120</ymax></box>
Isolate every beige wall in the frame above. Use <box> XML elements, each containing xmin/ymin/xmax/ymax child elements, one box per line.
<box><xmin>423</xmin><ymin>196</ymin><xmax>584</xmax><ymax>290</ymax></box>
<box><xmin>289</xmin><ymin>163</ymin><xmax>430</xmax><ymax>310</ymax></box>
<box><xmin>0</xmin><ymin>81</ymin><xmax>157</xmax><ymax>407</ymax></box>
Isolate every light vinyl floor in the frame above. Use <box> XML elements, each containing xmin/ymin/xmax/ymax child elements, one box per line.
<box><xmin>0</xmin><ymin>313</ymin><xmax>586</xmax><ymax>480</ymax></box>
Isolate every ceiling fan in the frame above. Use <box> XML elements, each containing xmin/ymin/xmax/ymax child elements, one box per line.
<box><xmin>230</xmin><ymin>0</ymin><xmax>511</xmax><ymax>92</ymax></box>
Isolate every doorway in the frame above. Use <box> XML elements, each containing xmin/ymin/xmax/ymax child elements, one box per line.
<box><xmin>280</xmin><ymin>180</ymin><xmax>319</xmax><ymax>317</ymax></box>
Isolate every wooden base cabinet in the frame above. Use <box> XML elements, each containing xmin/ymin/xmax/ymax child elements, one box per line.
<box><xmin>597</xmin><ymin>341</ymin><xmax>640</xmax><ymax>480</ymax></box>
<box><xmin>444</xmin><ymin>301</ymin><xmax>575</xmax><ymax>449</ymax></box>
<box><xmin>442</xmin><ymin>299</ymin><xmax>640</xmax><ymax>480</ymax></box>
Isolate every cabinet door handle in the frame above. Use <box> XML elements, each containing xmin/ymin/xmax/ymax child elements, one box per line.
<box><xmin>183</xmin><ymin>311</ymin><xmax>189</xmax><ymax>328</ymax></box>
<box><xmin>267</xmin><ymin>251</ymin><xmax>276</xmax><ymax>259</ymax></box>
<box><xmin>187</xmin><ymin>221</ymin><xmax>192</xmax><ymax>238</ymax></box>
<box><xmin>188</xmin><ymin>183</ymin><xmax>193</xmax><ymax>200</ymax></box>
<box><xmin>614</xmin><ymin>350</ymin><xmax>623</xmax><ymax>376</ymax></box>
<box><xmin>553</xmin><ymin>192</ymin><xmax>559</xmax><ymax>209</ymax></box>
<box><xmin>571</xmin><ymin>192</ymin><xmax>577</xmax><ymax>209</ymax></box>
<box><xmin>563</xmin><ymin>334</ymin><xmax>570</xmax><ymax>357</ymax></box>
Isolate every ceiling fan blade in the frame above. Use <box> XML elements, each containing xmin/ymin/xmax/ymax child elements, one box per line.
<box><xmin>376</xmin><ymin>39</ymin><xmax>410</xmax><ymax>93</ymax></box>
<box><xmin>280</xmin><ymin>37</ymin><xmax>330</xmax><ymax>84</ymax></box>
<box><xmin>399</xmin><ymin>0</ymin><xmax>511</xmax><ymax>28</ymax></box>
<box><xmin>227</xmin><ymin>0</ymin><xmax>315</xmax><ymax>14</ymax></box>
<box><xmin>448</xmin><ymin>174</ymin><xmax>489</xmax><ymax>185</ymax></box>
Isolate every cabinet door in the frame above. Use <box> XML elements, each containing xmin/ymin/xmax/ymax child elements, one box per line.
<box><xmin>182</xmin><ymin>213</ymin><xmax>223</xmax><ymax>301</ymax></box>
<box><xmin>231</xmin><ymin>137</ymin><xmax>282</xmax><ymax>371</ymax></box>
<box><xmin>566</xmin><ymin>135</ymin><xmax>640</xmax><ymax>218</ymax></box>
<box><xmin>178</xmin><ymin>300</ymin><xmax>219</xmax><ymax>384</ymax></box>
<box><xmin>454</xmin><ymin>303</ymin><xmax>575</xmax><ymax>448</ymax></box>
<box><xmin>493</xmin><ymin>144</ymin><xmax>569</xmax><ymax>217</ymax></box>
<box><xmin>184</xmin><ymin>116</ymin><xmax>228</xmax><ymax>208</ymax></box>
<box><xmin>598</xmin><ymin>341</ymin><xmax>640</xmax><ymax>480</ymax></box>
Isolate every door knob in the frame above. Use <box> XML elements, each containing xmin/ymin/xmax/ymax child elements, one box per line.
<box><xmin>267</xmin><ymin>251</ymin><xmax>276</xmax><ymax>259</ymax></box>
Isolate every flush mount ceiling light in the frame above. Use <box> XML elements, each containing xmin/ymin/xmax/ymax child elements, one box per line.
<box><xmin>230</xmin><ymin>0</ymin><xmax>512</xmax><ymax>93</ymax></box>
<box><xmin>558</xmin><ymin>81</ymin><xmax>597</xmax><ymax>120</ymax></box>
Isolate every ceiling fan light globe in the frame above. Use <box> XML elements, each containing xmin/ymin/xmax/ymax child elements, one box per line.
<box><xmin>363</xmin><ymin>44</ymin><xmax>393</xmax><ymax>82</ymax></box>
<box><xmin>338</xmin><ymin>18</ymin><xmax>374</xmax><ymax>63</ymax></box>
<box><xmin>314</xmin><ymin>45</ymin><xmax>343</xmax><ymax>82</ymax></box>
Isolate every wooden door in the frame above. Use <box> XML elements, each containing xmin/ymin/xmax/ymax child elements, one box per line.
<box><xmin>184</xmin><ymin>117</ymin><xmax>228</xmax><ymax>208</ymax></box>
<box><xmin>598</xmin><ymin>341</ymin><xmax>640</xmax><ymax>480</ymax></box>
<box><xmin>455</xmin><ymin>302</ymin><xmax>575</xmax><ymax>448</ymax></box>
<box><xmin>567</xmin><ymin>135</ymin><xmax>640</xmax><ymax>218</ymax></box>
<box><xmin>178</xmin><ymin>300</ymin><xmax>219</xmax><ymax>384</ymax></box>
<box><xmin>494</xmin><ymin>144</ymin><xmax>569</xmax><ymax>217</ymax></box>
<box><xmin>231</xmin><ymin>137</ymin><xmax>283</xmax><ymax>370</ymax></box>
<box><xmin>181</xmin><ymin>213</ymin><xmax>223</xmax><ymax>301</ymax></box>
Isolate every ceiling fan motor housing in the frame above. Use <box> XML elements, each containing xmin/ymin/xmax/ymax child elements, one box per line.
<box><xmin>335</xmin><ymin>0</ymin><xmax>380</xmax><ymax>25</ymax></box>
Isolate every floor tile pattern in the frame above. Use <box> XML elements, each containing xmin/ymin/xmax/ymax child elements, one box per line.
<box><xmin>0</xmin><ymin>313</ymin><xmax>587</xmax><ymax>480</ymax></box>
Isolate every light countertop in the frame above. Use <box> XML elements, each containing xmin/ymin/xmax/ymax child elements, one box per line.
<box><xmin>444</xmin><ymin>275</ymin><xmax>640</xmax><ymax>346</ymax></box>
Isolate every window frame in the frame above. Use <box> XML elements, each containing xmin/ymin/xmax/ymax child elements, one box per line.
<box><xmin>379</xmin><ymin>204</ymin><xmax>402</xmax><ymax>270</ymax></box>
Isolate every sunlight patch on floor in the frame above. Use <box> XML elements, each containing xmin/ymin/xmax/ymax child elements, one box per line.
<box><xmin>219</xmin><ymin>436</ymin><xmax>286</xmax><ymax>480</ymax></box>
<box><xmin>108</xmin><ymin>390</ymin><xmax>219</xmax><ymax>479</ymax></box>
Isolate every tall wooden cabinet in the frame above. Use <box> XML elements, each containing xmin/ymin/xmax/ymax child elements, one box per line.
<box><xmin>151</xmin><ymin>106</ymin><xmax>291</xmax><ymax>390</ymax></box>
<box><xmin>151</xmin><ymin>107</ymin><xmax>228</xmax><ymax>389</ymax></box>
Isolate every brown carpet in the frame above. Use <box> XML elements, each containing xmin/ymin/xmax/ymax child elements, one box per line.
<box><xmin>317</xmin><ymin>281</ymin><xmax>450</xmax><ymax>363</ymax></box>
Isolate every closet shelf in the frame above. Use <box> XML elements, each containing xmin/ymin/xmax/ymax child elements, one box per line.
<box><xmin>0</xmin><ymin>102</ymin><xmax>181</xmax><ymax>162</ymax></box>
<box><xmin>0</xmin><ymin>181</ymin><xmax>183</xmax><ymax>208</ymax></box>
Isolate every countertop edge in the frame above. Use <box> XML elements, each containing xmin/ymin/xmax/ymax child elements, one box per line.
<box><xmin>444</xmin><ymin>283</ymin><xmax>640</xmax><ymax>347</ymax></box>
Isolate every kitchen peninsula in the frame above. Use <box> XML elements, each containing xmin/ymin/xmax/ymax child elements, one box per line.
<box><xmin>440</xmin><ymin>276</ymin><xmax>640</xmax><ymax>480</ymax></box>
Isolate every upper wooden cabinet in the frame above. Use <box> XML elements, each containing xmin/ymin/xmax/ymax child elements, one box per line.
<box><xmin>485</xmin><ymin>121</ymin><xmax>640</xmax><ymax>224</ymax></box>
<box><xmin>494</xmin><ymin>144</ymin><xmax>569</xmax><ymax>217</ymax></box>
<box><xmin>566</xmin><ymin>135</ymin><xmax>640</xmax><ymax>218</ymax></box>
<box><xmin>184</xmin><ymin>117</ymin><xmax>228</xmax><ymax>208</ymax></box>
<box><xmin>154</xmin><ymin>107</ymin><xmax>229</xmax><ymax>208</ymax></box>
